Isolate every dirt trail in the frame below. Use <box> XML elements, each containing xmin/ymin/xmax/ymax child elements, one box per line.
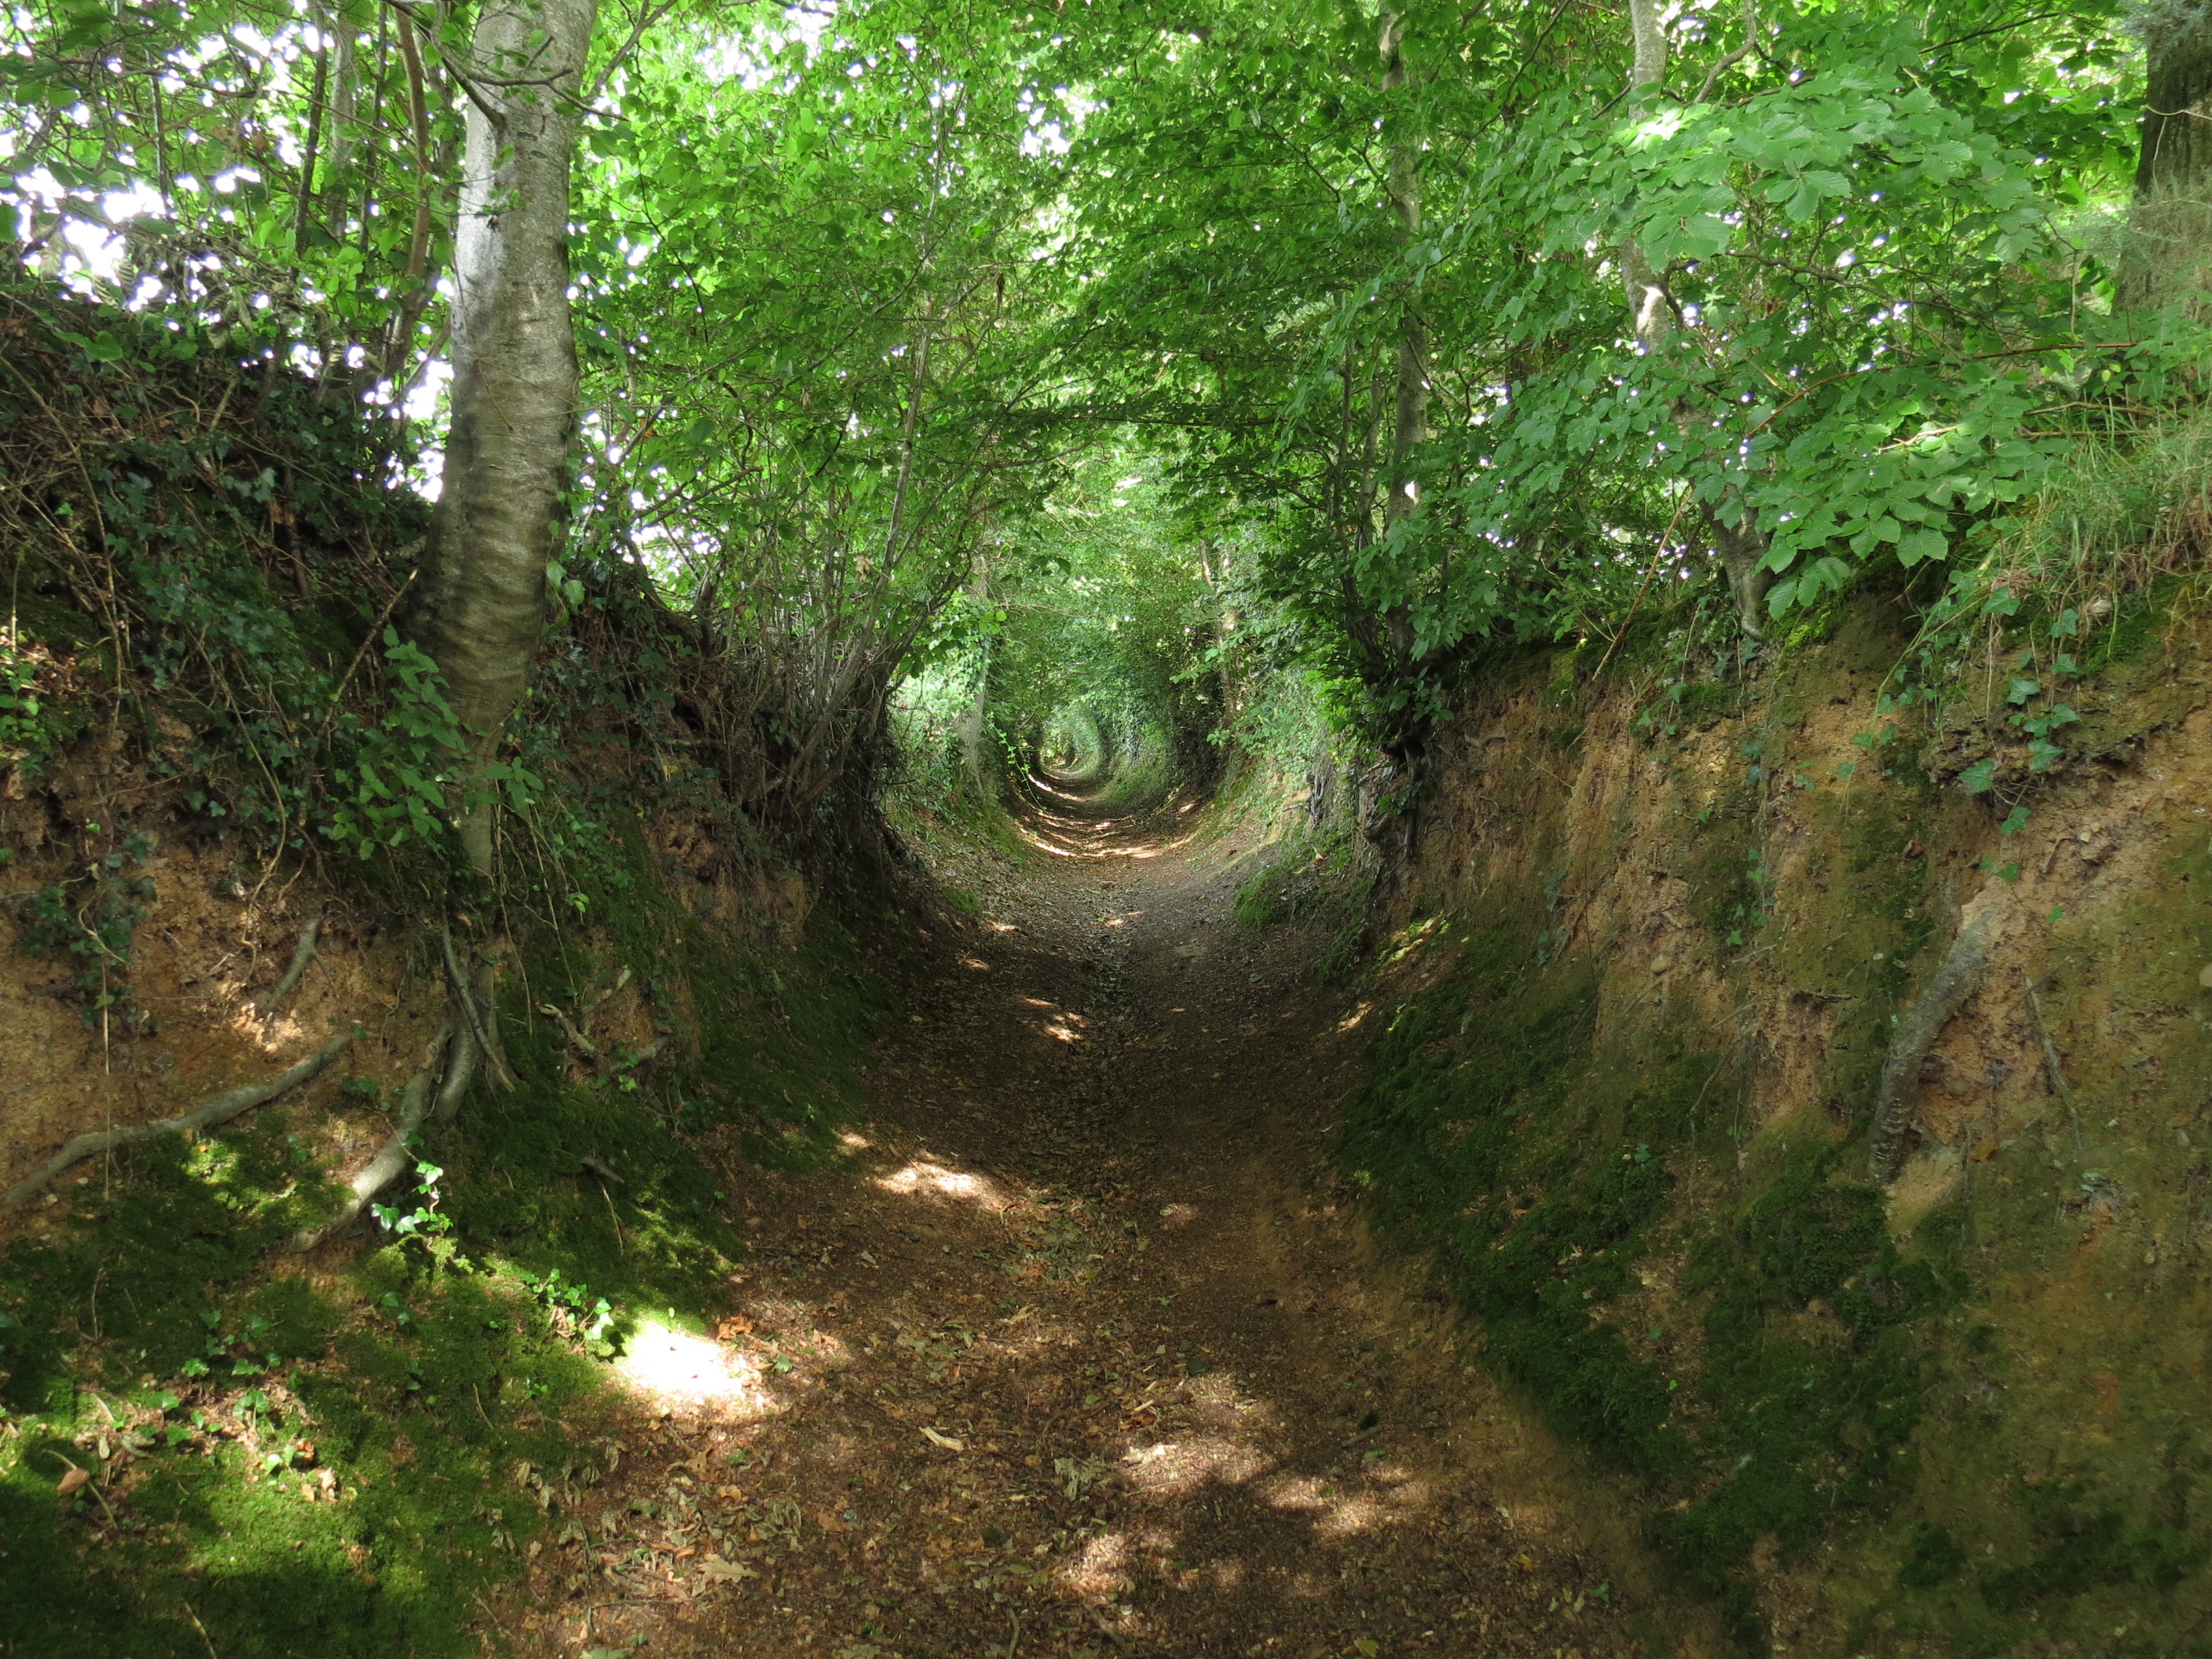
<box><xmin>496</xmin><ymin>791</ymin><xmax>1656</xmax><ymax>1659</ymax></box>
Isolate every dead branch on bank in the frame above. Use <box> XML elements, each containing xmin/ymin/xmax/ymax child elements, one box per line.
<box><xmin>3</xmin><ymin>1029</ymin><xmax>357</xmax><ymax>1209</ymax></box>
<box><xmin>258</xmin><ymin>912</ymin><xmax>322</xmax><ymax>1011</ymax></box>
<box><xmin>1868</xmin><ymin>886</ymin><xmax>2006</xmax><ymax>1185</ymax></box>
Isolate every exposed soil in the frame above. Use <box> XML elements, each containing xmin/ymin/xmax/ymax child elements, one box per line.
<box><xmin>487</xmin><ymin>787</ymin><xmax>1661</xmax><ymax>1659</ymax></box>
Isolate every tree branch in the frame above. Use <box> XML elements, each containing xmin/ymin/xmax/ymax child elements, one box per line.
<box><xmin>4</xmin><ymin>1030</ymin><xmax>357</xmax><ymax>1209</ymax></box>
<box><xmin>259</xmin><ymin>913</ymin><xmax>323</xmax><ymax>1012</ymax></box>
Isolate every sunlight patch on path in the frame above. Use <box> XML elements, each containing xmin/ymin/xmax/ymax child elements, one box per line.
<box><xmin>616</xmin><ymin>1322</ymin><xmax>775</xmax><ymax>1413</ymax></box>
<box><xmin>1260</xmin><ymin>1468</ymin><xmax>1431</xmax><ymax>1540</ymax></box>
<box><xmin>1120</xmin><ymin>1432</ymin><xmax>1272</xmax><ymax>1494</ymax></box>
<box><xmin>875</xmin><ymin>1159</ymin><xmax>1011</xmax><ymax>1212</ymax></box>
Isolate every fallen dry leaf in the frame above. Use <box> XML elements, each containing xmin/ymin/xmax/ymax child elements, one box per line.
<box><xmin>696</xmin><ymin>1555</ymin><xmax>756</xmax><ymax>1583</ymax></box>
<box><xmin>920</xmin><ymin>1426</ymin><xmax>965</xmax><ymax>1452</ymax></box>
<box><xmin>56</xmin><ymin>1467</ymin><xmax>90</xmax><ymax>1497</ymax></box>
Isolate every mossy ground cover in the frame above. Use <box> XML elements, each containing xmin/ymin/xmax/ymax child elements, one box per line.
<box><xmin>0</xmin><ymin>830</ymin><xmax>888</xmax><ymax>1657</ymax></box>
<box><xmin>1337</xmin><ymin>915</ymin><xmax>1957</xmax><ymax>1650</ymax></box>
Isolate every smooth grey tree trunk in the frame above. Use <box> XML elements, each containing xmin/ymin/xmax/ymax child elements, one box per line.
<box><xmin>1380</xmin><ymin>11</ymin><xmax>1428</xmax><ymax>665</ymax></box>
<box><xmin>322</xmin><ymin>4</ymin><xmax>358</xmax><ymax>204</ymax></box>
<box><xmin>412</xmin><ymin>0</ymin><xmax>599</xmax><ymax>873</ymax></box>
<box><xmin>1621</xmin><ymin>0</ymin><xmax>1771</xmax><ymax>639</ymax></box>
<box><xmin>956</xmin><ymin>558</ymin><xmax>991</xmax><ymax>782</ymax></box>
<box><xmin>2122</xmin><ymin>9</ymin><xmax>2212</xmax><ymax>313</ymax></box>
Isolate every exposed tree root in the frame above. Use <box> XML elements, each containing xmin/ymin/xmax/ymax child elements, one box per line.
<box><xmin>258</xmin><ymin>913</ymin><xmax>322</xmax><ymax>1011</ymax></box>
<box><xmin>3</xmin><ymin>1029</ymin><xmax>357</xmax><ymax>1209</ymax></box>
<box><xmin>539</xmin><ymin>1001</ymin><xmax>600</xmax><ymax>1060</ymax></box>
<box><xmin>291</xmin><ymin>1023</ymin><xmax>477</xmax><ymax>1251</ymax></box>
<box><xmin>2024</xmin><ymin>976</ymin><xmax>2084</xmax><ymax>1153</ymax></box>
<box><xmin>1868</xmin><ymin>887</ymin><xmax>2005</xmax><ymax>1185</ymax></box>
<box><xmin>442</xmin><ymin>919</ymin><xmax>515</xmax><ymax>1091</ymax></box>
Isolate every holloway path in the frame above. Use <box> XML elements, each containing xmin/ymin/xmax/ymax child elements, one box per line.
<box><xmin>494</xmin><ymin>789</ymin><xmax>1660</xmax><ymax>1659</ymax></box>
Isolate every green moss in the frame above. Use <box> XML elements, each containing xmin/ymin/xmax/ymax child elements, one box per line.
<box><xmin>1672</xmin><ymin>681</ymin><xmax>1740</xmax><ymax>731</ymax></box>
<box><xmin>1231</xmin><ymin>826</ymin><xmax>1370</xmax><ymax>937</ymax></box>
<box><xmin>1683</xmin><ymin>800</ymin><xmax>1765</xmax><ymax>947</ymax></box>
<box><xmin>1340</xmin><ymin>926</ymin><xmax>1701</xmax><ymax>1473</ymax></box>
<box><xmin>1899</xmin><ymin>1522</ymin><xmax>1968</xmax><ymax>1589</ymax></box>
<box><xmin>0</xmin><ymin>1116</ymin><xmax>580</xmax><ymax>1657</ymax></box>
<box><xmin>1979</xmin><ymin>1487</ymin><xmax>2203</xmax><ymax>1612</ymax></box>
<box><xmin>1340</xmin><ymin>902</ymin><xmax>1963</xmax><ymax>1651</ymax></box>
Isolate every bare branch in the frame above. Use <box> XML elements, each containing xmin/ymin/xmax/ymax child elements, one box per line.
<box><xmin>5</xmin><ymin>1030</ymin><xmax>357</xmax><ymax>1209</ymax></box>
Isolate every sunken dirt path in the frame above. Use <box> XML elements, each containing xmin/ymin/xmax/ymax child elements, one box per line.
<box><xmin>493</xmin><ymin>793</ymin><xmax>1656</xmax><ymax>1659</ymax></box>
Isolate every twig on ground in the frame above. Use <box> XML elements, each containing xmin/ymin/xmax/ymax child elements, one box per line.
<box><xmin>4</xmin><ymin>1029</ymin><xmax>357</xmax><ymax>1208</ymax></box>
<box><xmin>476</xmin><ymin>958</ymin><xmax>510</xmax><ymax>1082</ymax></box>
<box><xmin>320</xmin><ymin>558</ymin><xmax>419</xmax><ymax>723</ymax></box>
<box><xmin>259</xmin><ymin>912</ymin><xmax>322</xmax><ymax>1010</ymax></box>
<box><xmin>581</xmin><ymin>965</ymin><xmax>632</xmax><ymax>1011</ymax></box>
<box><xmin>1089</xmin><ymin>1607</ymin><xmax>1132</xmax><ymax>1652</ymax></box>
<box><xmin>1593</xmin><ymin>485</ymin><xmax>1692</xmax><ymax>681</ymax></box>
<box><xmin>41</xmin><ymin>1448</ymin><xmax>120</xmax><ymax>1527</ymax></box>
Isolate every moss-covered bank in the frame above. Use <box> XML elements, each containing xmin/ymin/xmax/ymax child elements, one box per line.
<box><xmin>1338</xmin><ymin>597</ymin><xmax>2212</xmax><ymax>1656</ymax></box>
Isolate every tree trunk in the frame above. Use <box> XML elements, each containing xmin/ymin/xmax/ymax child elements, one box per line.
<box><xmin>956</xmin><ymin>558</ymin><xmax>990</xmax><ymax>782</ymax></box>
<box><xmin>2122</xmin><ymin>10</ymin><xmax>2212</xmax><ymax>313</ymax></box>
<box><xmin>1380</xmin><ymin>11</ymin><xmax>1427</xmax><ymax>666</ymax></box>
<box><xmin>322</xmin><ymin>3</ymin><xmax>358</xmax><ymax>212</ymax></box>
<box><xmin>1621</xmin><ymin>0</ymin><xmax>1672</xmax><ymax>354</ymax></box>
<box><xmin>409</xmin><ymin>0</ymin><xmax>599</xmax><ymax>874</ymax></box>
<box><xmin>1621</xmin><ymin>0</ymin><xmax>1771</xmax><ymax>640</ymax></box>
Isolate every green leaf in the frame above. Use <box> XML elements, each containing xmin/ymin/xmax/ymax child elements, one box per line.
<box><xmin>1896</xmin><ymin>529</ymin><xmax>1947</xmax><ymax>566</ymax></box>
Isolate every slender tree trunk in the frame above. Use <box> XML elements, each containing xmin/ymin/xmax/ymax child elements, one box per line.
<box><xmin>1380</xmin><ymin>10</ymin><xmax>1427</xmax><ymax>666</ymax></box>
<box><xmin>292</xmin><ymin>37</ymin><xmax>329</xmax><ymax>257</ymax></box>
<box><xmin>1621</xmin><ymin>0</ymin><xmax>1672</xmax><ymax>353</ymax></box>
<box><xmin>323</xmin><ymin>3</ymin><xmax>358</xmax><ymax>217</ymax></box>
<box><xmin>2122</xmin><ymin>10</ymin><xmax>2212</xmax><ymax>313</ymax></box>
<box><xmin>410</xmin><ymin>0</ymin><xmax>599</xmax><ymax>873</ymax></box>
<box><xmin>956</xmin><ymin>557</ymin><xmax>990</xmax><ymax>782</ymax></box>
<box><xmin>1621</xmin><ymin>0</ymin><xmax>1770</xmax><ymax>639</ymax></box>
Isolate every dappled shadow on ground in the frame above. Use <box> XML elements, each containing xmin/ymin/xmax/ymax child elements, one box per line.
<box><xmin>1013</xmin><ymin>778</ymin><xmax>1203</xmax><ymax>864</ymax></box>
<box><xmin>483</xmin><ymin>794</ymin><xmax>1644</xmax><ymax>1659</ymax></box>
